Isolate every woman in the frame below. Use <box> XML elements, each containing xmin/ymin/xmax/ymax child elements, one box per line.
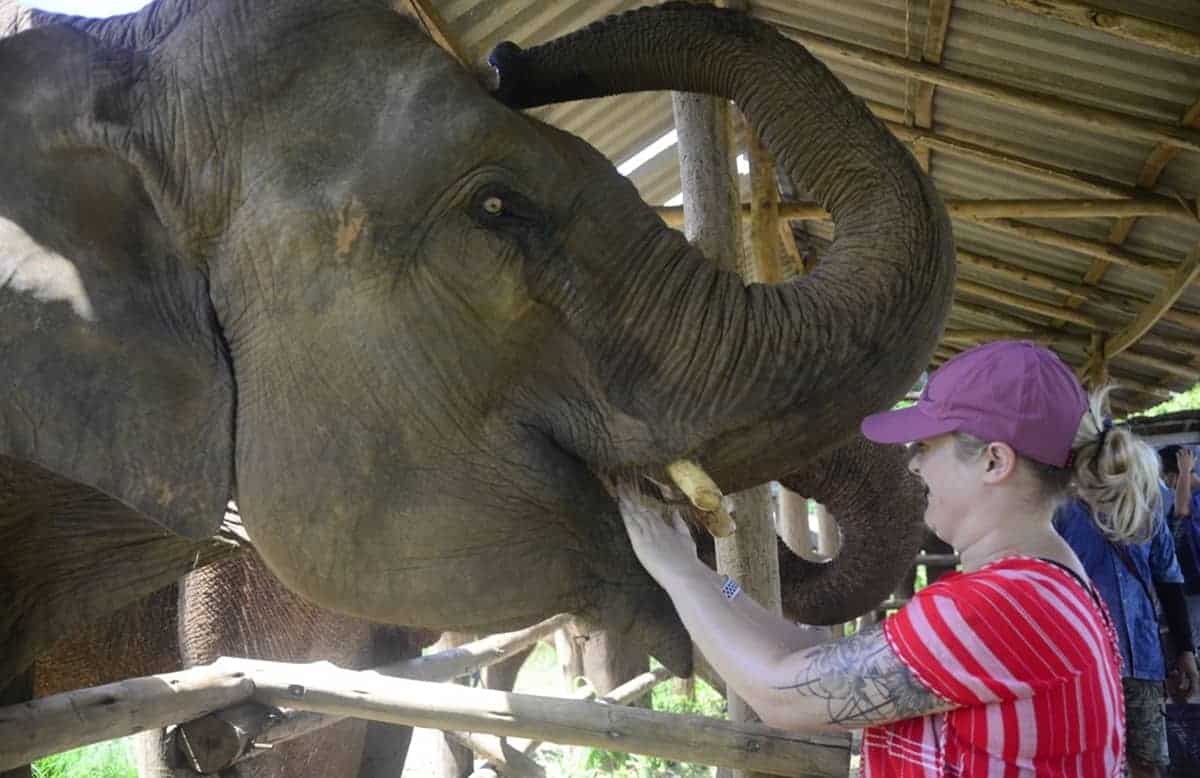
<box><xmin>619</xmin><ymin>340</ymin><xmax>1161</xmax><ymax>775</ymax></box>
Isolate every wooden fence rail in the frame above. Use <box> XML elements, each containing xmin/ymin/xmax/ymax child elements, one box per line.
<box><xmin>0</xmin><ymin>656</ymin><xmax>849</xmax><ymax>777</ymax></box>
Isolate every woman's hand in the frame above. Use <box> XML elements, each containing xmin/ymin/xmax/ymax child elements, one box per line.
<box><xmin>616</xmin><ymin>482</ymin><xmax>703</xmax><ymax>587</ymax></box>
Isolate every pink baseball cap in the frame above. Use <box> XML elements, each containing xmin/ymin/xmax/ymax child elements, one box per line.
<box><xmin>861</xmin><ymin>340</ymin><xmax>1088</xmax><ymax>467</ymax></box>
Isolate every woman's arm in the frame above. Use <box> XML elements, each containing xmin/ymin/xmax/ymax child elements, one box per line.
<box><xmin>1177</xmin><ymin>448</ymin><xmax>1195</xmax><ymax>517</ymax></box>
<box><xmin>619</xmin><ymin>487</ymin><xmax>954</xmax><ymax>731</ymax></box>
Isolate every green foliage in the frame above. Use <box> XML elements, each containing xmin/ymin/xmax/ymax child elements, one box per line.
<box><xmin>554</xmin><ymin>669</ymin><xmax>725</xmax><ymax>777</ymax></box>
<box><xmin>1137</xmin><ymin>383</ymin><xmax>1200</xmax><ymax>418</ymax></box>
<box><xmin>33</xmin><ymin>740</ymin><xmax>135</xmax><ymax>778</ymax></box>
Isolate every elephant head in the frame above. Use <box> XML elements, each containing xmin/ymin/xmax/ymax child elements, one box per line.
<box><xmin>0</xmin><ymin>0</ymin><xmax>953</xmax><ymax>676</ymax></box>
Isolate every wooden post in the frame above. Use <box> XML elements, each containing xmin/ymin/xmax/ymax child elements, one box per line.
<box><xmin>672</xmin><ymin>6</ymin><xmax>788</xmax><ymax>774</ymax></box>
<box><xmin>1085</xmin><ymin>332</ymin><xmax>1110</xmax><ymax>389</ymax></box>
<box><xmin>671</xmin><ymin>12</ymin><xmax>784</xmax><ymax>776</ymax></box>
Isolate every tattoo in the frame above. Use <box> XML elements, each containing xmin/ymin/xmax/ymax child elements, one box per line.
<box><xmin>773</xmin><ymin>624</ymin><xmax>952</xmax><ymax>726</ymax></box>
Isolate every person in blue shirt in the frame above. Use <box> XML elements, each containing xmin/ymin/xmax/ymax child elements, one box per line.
<box><xmin>1056</xmin><ymin>491</ymin><xmax>1199</xmax><ymax>778</ymax></box>
<box><xmin>1162</xmin><ymin>445</ymin><xmax>1200</xmax><ymax>655</ymax></box>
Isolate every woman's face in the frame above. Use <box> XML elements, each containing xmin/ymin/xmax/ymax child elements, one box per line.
<box><xmin>907</xmin><ymin>433</ymin><xmax>982</xmax><ymax>543</ymax></box>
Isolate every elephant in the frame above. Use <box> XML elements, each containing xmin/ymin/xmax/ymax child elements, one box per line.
<box><xmin>0</xmin><ymin>0</ymin><xmax>954</xmax><ymax>754</ymax></box>
<box><xmin>30</xmin><ymin>549</ymin><xmax>427</xmax><ymax>778</ymax></box>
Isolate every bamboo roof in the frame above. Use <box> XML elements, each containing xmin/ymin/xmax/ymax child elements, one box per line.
<box><xmin>413</xmin><ymin>0</ymin><xmax>1200</xmax><ymax>414</ymax></box>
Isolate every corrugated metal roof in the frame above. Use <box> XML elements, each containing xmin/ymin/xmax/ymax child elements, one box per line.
<box><xmin>429</xmin><ymin>0</ymin><xmax>1200</xmax><ymax>412</ymax></box>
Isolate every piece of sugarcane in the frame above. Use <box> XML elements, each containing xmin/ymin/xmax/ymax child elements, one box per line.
<box><xmin>665</xmin><ymin>460</ymin><xmax>723</xmax><ymax>513</ymax></box>
<box><xmin>691</xmin><ymin>502</ymin><xmax>737</xmax><ymax>538</ymax></box>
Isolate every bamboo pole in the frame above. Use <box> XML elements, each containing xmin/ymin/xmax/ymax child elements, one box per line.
<box><xmin>656</xmin><ymin>197</ymin><xmax>1198</xmax><ymax>227</ymax></box>
<box><xmin>943</xmin><ymin>328</ymin><xmax>1090</xmax><ymax>346</ymax></box>
<box><xmin>0</xmin><ymin>666</ymin><xmax>255</xmax><ymax>771</ymax></box>
<box><xmin>1113</xmin><ymin>347</ymin><xmax>1200</xmax><ymax>382</ymax></box>
<box><xmin>953</xmin><ymin>300</ymin><xmax>1041</xmax><ymax>332</ymax></box>
<box><xmin>445</xmin><ymin>731</ymin><xmax>545</xmax><ymax>778</ymax></box>
<box><xmin>173</xmin><ymin>613</ymin><xmax>573</xmax><ymax>771</ymax></box>
<box><xmin>968</xmin><ymin>218</ymin><xmax>1177</xmax><ymax>276</ymax></box>
<box><xmin>672</xmin><ymin>35</ymin><xmax>786</xmax><ymax>778</ymax></box>
<box><xmin>956</xmin><ymin>279</ymin><xmax>1101</xmax><ymax>329</ymax></box>
<box><xmin>375</xmin><ymin>613</ymin><xmax>572</xmax><ymax>683</ymax></box>
<box><xmin>989</xmin><ymin>0</ymin><xmax>1200</xmax><ymax>58</ymax></box>
<box><xmin>782</xmin><ymin>27</ymin><xmax>1200</xmax><ymax>152</ymax></box>
<box><xmin>887</xmin><ymin>121</ymin><xmax>1133</xmax><ymax>198</ymax></box>
<box><xmin>956</xmin><ymin>250</ymin><xmax>1137</xmax><ymax>315</ymax></box>
<box><xmin>235</xmin><ymin>658</ymin><xmax>850</xmax><ymax>777</ymax></box>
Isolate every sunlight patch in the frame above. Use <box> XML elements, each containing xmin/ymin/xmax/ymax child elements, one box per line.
<box><xmin>0</xmin><ymin>217</ymin><xmax>96</xmax><ymax>321</ymax></box>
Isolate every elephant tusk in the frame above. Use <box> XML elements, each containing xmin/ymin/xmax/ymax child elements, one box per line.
<box><xmin>665</xmin><ymin>460</ymin><xmax>723</xmax><ymax>513</ymax></box>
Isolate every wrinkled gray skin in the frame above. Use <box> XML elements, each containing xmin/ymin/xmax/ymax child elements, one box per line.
<box><xmin>31</xmin><ymin>551</ymin><xmax>425</xmax><ymax>778</ymax></box>
<box><xmin>0</xmin><ymin>0</ymin><xmax>953</xmax><ymax>710</ymax></box>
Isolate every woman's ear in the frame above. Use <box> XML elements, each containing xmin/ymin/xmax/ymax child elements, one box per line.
<box><xmin>981</xmin><ymin>442</ymin><xmax>1018</xmax><ymax>484</ymax></box>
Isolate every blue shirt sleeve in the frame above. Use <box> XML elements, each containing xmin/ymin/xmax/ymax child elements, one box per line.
<box><xmin>1150</xmin><ymin>510</ymin><xmax>1184</xmax><ymax>584</ymax></box>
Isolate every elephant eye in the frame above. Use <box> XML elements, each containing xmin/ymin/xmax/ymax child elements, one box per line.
<box><xmin>481</xmin><ymin>196</ymin><xmax>504</xmax><ymax>216</ymax></box>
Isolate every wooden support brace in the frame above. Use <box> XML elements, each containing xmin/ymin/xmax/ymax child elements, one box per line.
<box><xmin>1105</xmin><ymin>242</ymin><xmax>1200</xmax><ymax>360</ymax></box>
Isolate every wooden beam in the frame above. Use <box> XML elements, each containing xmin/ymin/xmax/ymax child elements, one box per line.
<box><xmin>745</xmin><ymin>120</ymin><xmax>786</xmax><ymax>283</ymax></box>
<box><xmin>782</xmin><ymin>27</ymin><xmax>1200</xmax><ymax>152</ymax></box>
<box><xmin>2</xmin><ymin>658</ymin><xmax>850</xmax><ymax>778</ymax></box>
<box><xmin>888</xmin><ymin>121</ymin><xmax>1136</xmax><ymax>198</ymax></box>
<box><xmin>445</xmin><ymin>730</ymin><xmax>545</xmax><ymax>778</ymax></box>
<box><xmin>969</xmin><ymin>218</ymin><xmax>1176</xmax><ymax>276</ymax></box>
<box><xmin>1080</xmin><ymin>98</ymin><xmax>1200</xmax><ymax>297</ymax></box>
<box><xmin>904</xmin><ymin>0</ymin><xmax>954</xmax><ymax>171</ymax></box>
<box><xmin>991</xmin><ymin>0</ymin><xmax>1200</xmax><ymax>58</ymax></box>
<box><xmin>0</xmin><ymin>665</ymin><xmax>255</xmax><ymax>770</ymax></box>
<box><xmin>954</xmin><ymin>300</ymin><xmax>1041</xmax><ymax>332</ymax></box>
<box><xmin>174</xmin><ymin>613</ymin><xmax>574</xmax><ymax>771</ymax></box>
<box><xmin>943</xmin><ymin>328</ymin><xmax>1090</xmax><ymax>346</ymax></box>
<box><xmin>657</xmin><ymin>197</ymin><xmax>1197</xmax><ymax>228</ymax></box>
<box><xmin>957</xmin><ymin>279</ymin><xmax>1102</xmax><ymax>328</ymax></box>
<box><xmin>674</xmin><ymin>61</ymin><xmax>784</xmax><ymax>776</ymax></box>
<box><xmin>235</xmin><ymin>659</ymin><xmax>850</xmax><ymax>778</ymax></box>
<box><xmin>403</xmin><ymin>0</ymin><xmax>470</xmax><ymax>67</ymax></box>
<box><xmin>1113</xmin><ymin>346</ymin><xmax>1200</xmax><ymax>382</ymax></box>
<box><xmin>957</xmin><ymin>250</ymin><xmax>1137</xmax><ymax>314</ymax></box>
<box><xmin>919</xmin><ymin>1</ymin><xmax>954</xmax><ymax>123</ymax></box>
<box><xmin>1105</xmin><ymin>242</ymin><xmax>1200</xmax><ymax>359</ymax></box>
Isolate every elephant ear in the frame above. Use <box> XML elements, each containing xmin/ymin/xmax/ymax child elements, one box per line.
<box><xmin>0</xmin><ymin>23</ymin><xmax>233</xmax><ymax>539</ymax></box>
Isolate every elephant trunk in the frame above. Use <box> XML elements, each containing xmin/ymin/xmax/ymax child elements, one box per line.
<box><xmin>777</xmin><ymin>435</ymin><xmax>927</xmax><ymax>625</ymax></box>
<box><xmin>491</xmin><ymin>4</ymin><xmax>955</xmax><ymax>490</ymax></box>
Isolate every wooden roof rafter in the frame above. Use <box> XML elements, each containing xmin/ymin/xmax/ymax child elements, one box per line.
<box><xmin>780</xmin><ymin>26</ymin><xmax>1200</xmax><ymax>152</ymax></box>
<box><xmin>902</xmin><ymin>0</ymin><xmax>954</xmax><ymax>173</ymax></box>
<box><xmin>990</xmin><ymin>0</ymin><xmax>1200</xmax><ymax>59</ymax></box>
<box><xmin>1060</xmin><ymin>99</ymin><xmax>1200</xmax><ymax>378</ymax></box>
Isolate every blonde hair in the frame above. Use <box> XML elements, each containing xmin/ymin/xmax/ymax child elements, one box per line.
<box><xmin>953</xmin><ymin>387</ymin><xmax>1161</xmax><ymax>544</ymax></box>
<box><xmin>1068</xmin><ymin>387</ymin><xmax>1161</xmax><ymax>544</ymax></box>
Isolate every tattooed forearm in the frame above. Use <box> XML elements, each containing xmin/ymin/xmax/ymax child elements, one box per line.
<box><xmin>771</xmin><ymin>625</ymin><xmax>952</xmax><ymax>726</ymax></box>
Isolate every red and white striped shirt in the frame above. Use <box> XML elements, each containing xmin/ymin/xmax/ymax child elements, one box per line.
<box><xmin>861</xmin><ymin>556</ymin><xmax>1124</xmax><ymax>777</ymax></box>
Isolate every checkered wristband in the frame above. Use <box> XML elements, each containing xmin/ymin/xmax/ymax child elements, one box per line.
<box><xmin>719</xmin><ymin>574</ymin><xmax>741</xmax><ymax>601</ymax></box>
